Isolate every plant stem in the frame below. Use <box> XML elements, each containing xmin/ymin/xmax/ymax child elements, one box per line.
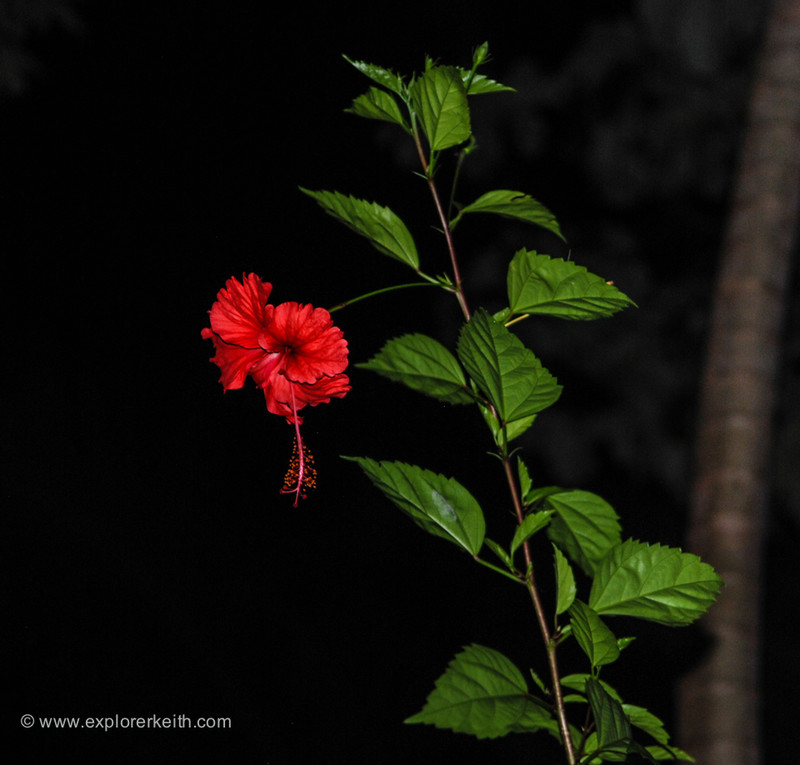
<box><xmin>413</xmin><ymin>119</ymin><xmax>573</xmax><ymax>762</ymax></box>
<box><xmin>412</xmin><ymin>129</ymin><xmax>471</xmax><ymax>322</ymax></box>
<box><xmin>429</xmin><ymin>180</ymin><xmax>470</xmax><ymax>322</ymax></box>
<box><xmin>502</xmin><ymin>455</ymin><xmax>577</xmax><ymax>765</ymax></box>
<box><xmin>447</xmin><ymin>146</ymin><xmax>467</xmax><ymax>221</ymax></box>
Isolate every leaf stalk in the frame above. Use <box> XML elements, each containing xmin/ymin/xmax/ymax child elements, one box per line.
<box><xmin>328</xmin><ymin>281</ymin><xmax>437</xmax><ymax>313</ymax></box>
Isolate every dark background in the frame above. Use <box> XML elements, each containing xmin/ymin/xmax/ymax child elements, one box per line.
<box><xmin>7</xmin><ymin>0</ymin><xmax>798</xmax><ymax>762</ymax></box>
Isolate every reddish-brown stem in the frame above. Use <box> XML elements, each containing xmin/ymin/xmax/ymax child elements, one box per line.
<box><xmin>412</xmin><ymin>130</ymin><xmax>471</xmax><ymax>322</ymax></box>
<box><xmin>414</xmin><ymin>123</ymin><xmax>574</xmax><ymax>763</ymax></box>
<box><xmin>428</xmin><ymin>180</ymin><xmax>470</xmax><ymax>321</ymax></box>
<box><xmin>502</xmin><ymin>455</ymin><xmax>577</xmax><ymax>765</ymax></box>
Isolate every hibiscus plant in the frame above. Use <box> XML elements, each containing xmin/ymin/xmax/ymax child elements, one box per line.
<box><xmin>202</xmin><ymin>43</ymin><xmax>722</xmax><ymax>764</ymax></box>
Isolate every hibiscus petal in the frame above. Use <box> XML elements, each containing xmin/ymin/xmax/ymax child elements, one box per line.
<box><xmin>207</xmin><ymin>273</ymin><xmax>273</xmax><ymax>348</ymax></box>
<box><xmin>294</xmin><ymin>373</ymin><xmax>352</xmax><ymax>407</ymax></box>
<box><xmin>261</xmin><ymin>373</ymin><xmax>351</xmax><ymax>423</ymax></box>
<box><xmin>260</xmin><ymin>373</ymin><xmax>299</xmax><ymax>422</ymax></box>
<box><xmin>202</xmin><ymin>329</ymin><xmax>265</xmax><ymax>390</ymax></box>
<box><xmin>203</xmin><ymin>281</ymin><xmax>351</xmax><ymax>424</ymax></box>
<box><xmin>261</xmin><ymin>302</ymin><xmax>349</xmax><ymax>384</ymax></box>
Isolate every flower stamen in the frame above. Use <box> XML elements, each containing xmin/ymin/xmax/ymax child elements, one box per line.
<box><xmin>281</xmin><ymin>434</ymin><xmax>318</xmax><ymax>506</ymax></box>
<box><xmin>280</xmin><ymin>383</ymin><xmax>318</xmax><ymax>506</ymax></box>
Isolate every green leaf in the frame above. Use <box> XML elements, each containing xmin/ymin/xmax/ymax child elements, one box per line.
<box><xmin>405</xmin><ymin>644</ymin><xmax>554</xmax><ymax>738</ymax></box>
<box><xmin>347</xmin><ymin>86</ymin><xmax>409</xmax><ymax>129</ymax></box>
<box><xmin>524</xmin><ymin>484</ymin><xmax>564</xmax><ymax>507</ymax></box>
<box><xmin>644</xmin><ymin>747</ymin><xmax>694</xmax><ymax>762</ymax></box>
<box><xmin>561</xmin><ymin>674</ymin><xmax>621</xmax><ymax>703</ymax></box>
<box><xmin>410</xmin><ymin>66</ymin><xmax>471</xmax><ymax>151</ymax></box>
<box><xmin>300</xmin><ymin>188</ymin><xmax>419</xmax><ymax>269</ymax></box>
<box><xmin>506</xmin><ymin>703</ymin><xmax>559</xmax><ymax>736</ymax></box>
<box><xmin>545</xmin><ymin>490</ymin><xmax>621</xmax><ymax>577</ymax></box>
<box><xmin>457</xmin><ymin>67</ymin><xmax>515</xmax><ymax>95</ymax></box>
<box><xmin>583</xmin><ymin>736</ymin><xmax>654</xmax><ymax>765</ymax></box>
<box><xmin>589</xmin><ymin>540</ymin><xmax>723</xmax><ymax>626</ymax></box>
<box><xmin>457</xmin><ymin>309</ymin><xmax>562</xmax><ymax>429</ymax></box>
<box><xmin>586</xmin><ymin>677</ymin><xmax>631</xmax><ymax>752</ymax></box>
<box><xmin>357</xmin><ymin>333</ymin><xmax>473</xmax><ymax>405</ymax></box>
<box><xmin>454</xmin><ymin>191</ymin><xmax>564</xmax><ymax>241</ymax></box>
<box><xmin>554</xmin><ymin>545</ymin><xmax>577</xmax><ymax>615</ymax></box>
<box><xmin>492</xmin><ymin>306</ymin><xmax>511</xmax><ymax>324</ymax></box>
<box><xmin>343</xmin><ymin>56</ymin><xmax>406</xmax><ymax>96</ymax></box>
<box><xmin>568</xmin><ymin>600</ymin><xmax>620</xmax><ymax>668</ymax></box>
<box><xmin>505</xmin><ymin>415</ymin><xmax>537</xmax><ymax>442</ymax></box>
<box><xmin>344</xmin><ymin>457</ymin><xmax>485</xmax><ymax>555</ymax></box>
<box><xmin>479</xmin><ymin>404</ymin><xmax>536</xmax><ymax>446</ymax></box>
<box><xmin>507</xmin><ymin>250</ymin><xmax>636</xmax><ymax>320</ymax></box>
<box><xmin>623</xmin><ymin>705</ymin><xmax>669</xmax><ymax>746</ymax></box>
<box><xmin>516</xmin><ymin>457</ymin><xmax>532</xmax><ymax>500</ymax></box>
<box><xmin>617</xmin><ymin>636</ymin><xmax>636</xmax><ymax>652</ymax></box>
<box><xmin>510</xmin><ymin>511</ymin><xmax>555</xmax><ymax>558</ymax></box>
<box><xmin>644</xmin><ymin>746</ymin><xmax>695</xmax><ymax>762</ymax></box>
<box><xmin>528</xmin><ymin>668</ymin><xmax>549</xmax><ymax>696</ymax></box>
<box><xmin>621</xmin><ymin>705</ymin><xmax>695</xmax><ymax>761</ymax></box>
<box><xmin>484</xmin><ymin>538</ymin><xmax>515</xmax><ymax>571</ymax></box>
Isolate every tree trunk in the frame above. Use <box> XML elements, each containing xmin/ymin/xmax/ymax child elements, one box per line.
<box><xmin>676</xmin><ymin>0</ymin><xmax>800</xmax><ymax>762</ymax></box>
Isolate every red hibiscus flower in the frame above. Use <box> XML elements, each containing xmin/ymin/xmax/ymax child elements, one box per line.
<box><xmin>202</xmin><ymin>273</ymin><xmax>350</xmax><ymax>505</ymax></box>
